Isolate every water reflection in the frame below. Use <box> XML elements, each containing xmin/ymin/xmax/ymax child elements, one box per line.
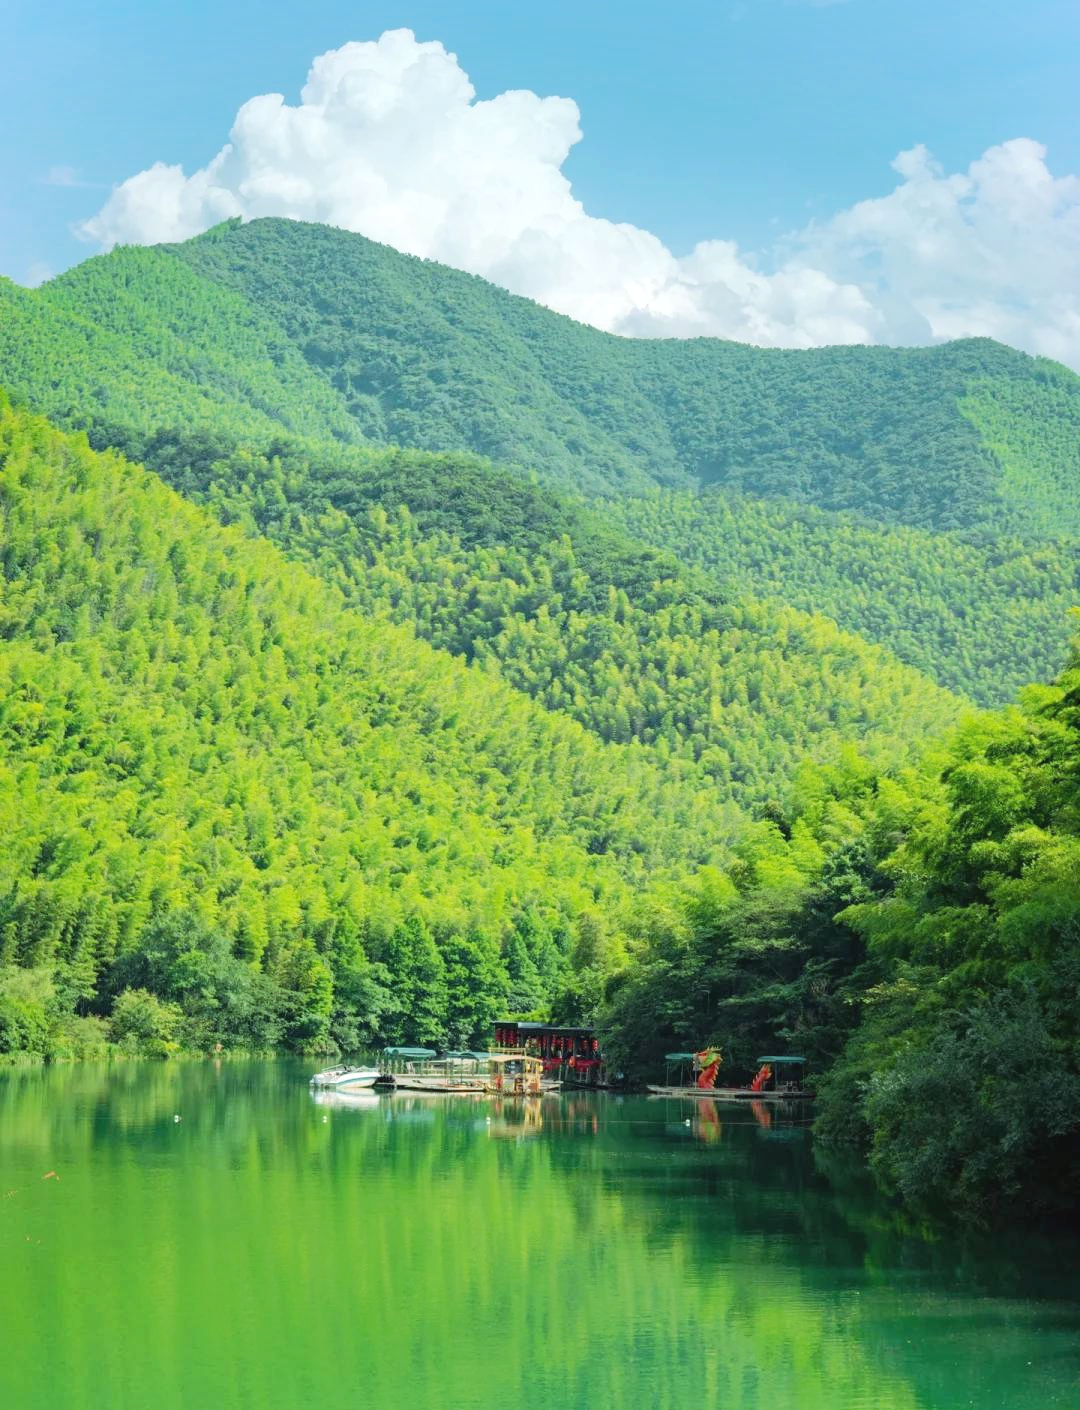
<box><xmin>0</xmin><ymin>1063</ymin><xmax>1077</xmax><ymax>1410</ymax></box>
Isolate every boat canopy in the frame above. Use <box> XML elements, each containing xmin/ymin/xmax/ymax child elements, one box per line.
<box><xmin>443</xmin><ymin>1050</ymin><xmax>490</xmax><ymax>1061</ymax></box>
<box><xmin>664</xmin><ymin>1052</ymin><xmax>697</xmax><ymax>1062</ymax></box>
<box><xmin>383</xmin><ymin>1046</ymin><xmax>438</xmax><ymax>1058</ymax></box>
<box><xmin>756</xmin><ymin>1056</ymin><xmax>807</xmax><ymax>1064</ymax></box>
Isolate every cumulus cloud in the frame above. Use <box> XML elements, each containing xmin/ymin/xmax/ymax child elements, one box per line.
<box><xmin>790</xmin><ymin>140</ymin><xmax>1080</xmax><ymax>365</ymax></box>
<box><xmin>79</xmin><ymin>29</ymin><xmax>1080</xmax><ymax>367</ymax></box>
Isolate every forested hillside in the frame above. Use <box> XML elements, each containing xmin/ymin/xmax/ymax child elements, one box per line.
<box><xmin>604</xmin><ymin>489</ymin><xmax>1080</xmax><ymax>706</ymax></box>
<box><xmin>819</xmin><ymin>648</ymin><xmax>1080</xmax><ymax>1218</ymax></box>
<box><xmin>0</xmin><ymin>399</ymin><xmax>738</xmax><ymax>1058</ymax></box>
<box><xmin>0</xmin><ymin>260</ymin><xmax>360</xmax><ymax>447</ymax></box>
<box><xmin>0</xmin><ymin>215</ymin><xmax>1077</xmax><ymax>1222</ymax></box>
<box><xmin>87</xmin><ymin>421</ymin><xmax>961</xmax><ymax>809</ymax></box>
<box><xmin>4</xmin><ymin>216</ymin><xmax>1078</xmax><ymax>707</ymax></box>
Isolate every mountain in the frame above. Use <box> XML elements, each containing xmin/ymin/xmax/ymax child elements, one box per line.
<box><xmin>1</xmin><ymin>216</ymin><xmax>1076</xmax><ymax>1217</ymax></box>
<box><xmin>4</xmin><ymin>393</ymin><xmax>957</xmax><ymax>1064</ymax></box>
<box><xmin>0</xmin><ymin>253</ymin><xmax>360</xmax><ymax>447</ymax></box>
<box><xmin>2</xmin><ymin>217</ymin><xmax>1078</xmax><ymax>712</ymax></box>
<box><xmin>47</xmin><ymin>216</ymin><xmax>1080</xmax><ymax>533</ymax></box>
<box><xmin>603</xmin><ymin>489</ymin><xmax>1080</xmax><ymax>707</ymax></box>
<box><xmin>165</xmin><ymin>220</ymin><xmax>1080</xmax><ymax>533</ymax></box>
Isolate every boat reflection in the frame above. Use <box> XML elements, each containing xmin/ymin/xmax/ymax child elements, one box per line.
<box><xmin>486</xmin><ymin>1096</ymin><xmax>545</xmax><ymax>1141</ymax></box>
<box><xmin>309</xmin><ymin>1089</ymin><xmax>384</xmax><ymax>1112</ymax></box>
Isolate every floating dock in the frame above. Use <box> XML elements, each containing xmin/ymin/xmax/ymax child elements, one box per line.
<box><xmin>650</xmin><ymin>1053</ymin><xmax>813</xmax><ymax>1101</ymax></box>
<box><xmin>646</xmin><ymin>1085</ymin><xmax>814</xmax><ymax>1101</ymax></box>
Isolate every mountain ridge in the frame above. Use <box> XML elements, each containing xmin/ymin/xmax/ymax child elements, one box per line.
<box><xmin>6</xmin><ymin>216</ymin><xmax>1078</xmax><ymax>535</ymax></box>
<box><xmin>3</xmin><ymin>216</ymin><xmax>1078</xmax><ymax>711</ymax></box>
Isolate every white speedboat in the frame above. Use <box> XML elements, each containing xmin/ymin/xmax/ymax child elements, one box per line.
<box><xmin>309</xmin><ymin>1063</ymin><xmax>381</xmax><ymax>1090</ymax></box>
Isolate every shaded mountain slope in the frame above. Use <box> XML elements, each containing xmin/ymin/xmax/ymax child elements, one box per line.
<box><xmin>602</xmin><ymin>488</ymin><xmax>1080</xmax><ymax>707</ymax></box>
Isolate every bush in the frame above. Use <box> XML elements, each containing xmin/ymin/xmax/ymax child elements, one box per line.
<box><xmin>48</xmin><ymin>1014</ymin><xmax>111</xmax><ymax>1061</ymax></box>
<box><xmin>107</xmin><ymin>912</ymin><xmax>287</xmax><ymax>1053</ymax></box>
<box><xmin>109</xmin><ymin>988</ymin><xmax>182</xmax><ymax>1057</ymax></box>
<box><xmin>0</xmin><ymin>996</ymin><xmax>50</xmax><ymax>1057</ymax></box>
<box><xmin>0</xmin><ymin>966</ymin><xmax>55</xmax><ymax>1058</ymax></box>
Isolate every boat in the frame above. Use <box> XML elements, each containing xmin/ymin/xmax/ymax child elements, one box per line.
<box><xmin>494</xmin><ymin>1019</ymin><xmax>612</xmax><ymax>1087</ymax></box>
<box><xmin>309</xmin><ymin>1063</ymin><xmax>382</xmax><ymax>1090</ymax></box>
<box><xmin>377</xmin><ymin>1047</ymin><xmax>484</xmax><ymax>1092</ymax></box>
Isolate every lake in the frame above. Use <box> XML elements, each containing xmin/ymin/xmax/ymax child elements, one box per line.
<box><xmin>1</xmin><ymin>1061</ymin><xmax>1077</xmax><ymax>1409</ymax></box>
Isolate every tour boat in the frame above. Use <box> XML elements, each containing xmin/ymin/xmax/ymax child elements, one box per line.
<box><xmin>484</xmin><ymin>1051</ymin><xmax>546</xmax><ymax>1097</ymax></box>
<box><xmin>309</xmin><ymin>1063</ymin><xmax>382</xmax><ymax>1090</ymax></box>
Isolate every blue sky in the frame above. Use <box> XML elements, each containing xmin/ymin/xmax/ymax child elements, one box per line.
<box><xmin>4</xmin><ymin>0</ymin><xmax>1080</xmax><ymax>361</ymax></box>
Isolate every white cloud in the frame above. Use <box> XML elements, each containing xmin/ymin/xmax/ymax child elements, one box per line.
<box><xmin>790</xmin><ymin>140</ymin><xmax>1080</xmax><ymax>365</ymax></box>
<box><xmin>79</xmin><ymin>28</ymin><xmax>1080</xmax><ymax>368</ymax></box>
<box><xmin>41</xmin><ymin>165</ymin><xmax>103</xmax><ymax>189</ymax></box>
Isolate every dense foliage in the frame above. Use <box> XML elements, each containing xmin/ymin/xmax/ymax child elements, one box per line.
<box><xmin>819</xmin><ymin>651</ymin><xmax>1080</xmax><ymax>1218</ymax></box>
<box><xmin>0</xmin><ymin>400</ymin><xmax>739</xmax><ymax>1058</ymax></box>
<box><xmin>4</xmin><ymin>216</ymin><xmax>1078</xmax><ymax>715</ymax></box>
<box><xmin>605</xmin><ymin>488</ymin><xmax>1079</xmax><ymax>706</ymax></box>
<box><xmin>3</xmin><ymin>218</ymin><xmax>1079</xmax><ymax>538</ymax></box>
<box><xmin>166</xmin><ymin>220</ymin><xmax>1080</xmax><ymax>533</ymax></box>
<box><xmin>0</xmin><ymin>260</ymin><xmax>358</xmax><ymax>448</ymax></box>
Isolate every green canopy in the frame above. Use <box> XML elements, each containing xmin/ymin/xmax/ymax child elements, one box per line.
<box><xmin>756</xmin><ymin>1056</ymin><xmax>806</xmax><ymax>1064</ymax></box>
<box><xmin>383</xmin><ymin>1047</ymin><xmax>437</xmax><ymax>1058</ymax></box>
<box><xmin>664</xmin><ymin>1052</ymin><xmax>697</xmax><ymax>1062</ymax></box>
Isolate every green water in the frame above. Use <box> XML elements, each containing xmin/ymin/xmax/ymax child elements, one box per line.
<box><xmin>1</xmin><ymin>1063</ymin><xmax>1077</xmax><ymax>1410</ymax></box>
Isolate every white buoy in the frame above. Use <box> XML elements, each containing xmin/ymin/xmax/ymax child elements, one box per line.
<box><xmin>173</xmin><ymin>1115</ymin><xmax>181</xmax><ymax>1123</ymax></box>
<box><xmin>684</xmin><ymin>1118</ymin><xmax>691</xmax><ymax>1126</ymax></box>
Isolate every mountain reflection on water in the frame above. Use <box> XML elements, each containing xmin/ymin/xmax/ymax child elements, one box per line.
<box><xmin>1</xmin><ymin>1061</ymin><xmax>1077</xmax><ymax>1410</ymax></box>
